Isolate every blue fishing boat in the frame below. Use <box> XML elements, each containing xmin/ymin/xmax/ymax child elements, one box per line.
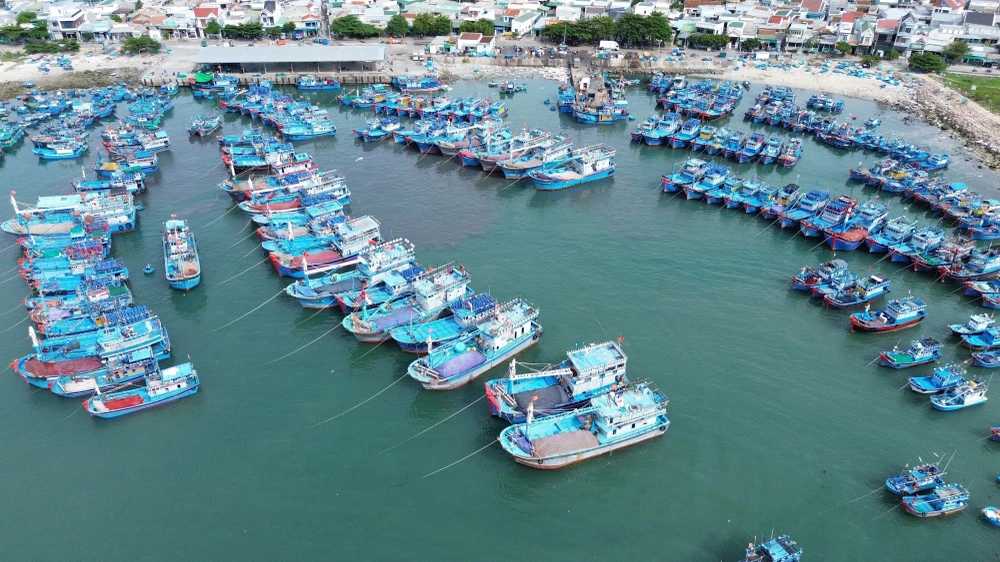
<box><xmin>950</xmin><ymin>313</ymin><xmax>994</xmax><ymax>335</ymax></box>
<box><xmin>850</xmin><ymin>296</ymin><xmax>926</xmax><ymax>333</ymax></box>
<box><xmin>296</xmin><ymin>75</ymin><xmax>341</xmax><ymax>90</ymax></box>
<box><xmin>940</xmin><ymin>247</ymin><xmax>1000</xmax><ymax>283</ymax></box>
<box><xmin>486</xmin><ymin>340</ymin><xmax>629</xmax><ymax>423</ymax></box>
<box><xmin>407</xmin><ymin>299</ymin><xmax>541</xmax><ymax>390</ymax></box>
<box><xmin>791</xmin><ymin>259</ymin><xmax>850</xmax><ymax>291</ymax></box>
<box><xmin>761</xmin><ymin>183</ymin><xmax>801</xmax><ymax>220</ymax></box>
<box><xmin>736</xmin><ymin>132</ymin><xmax>766</xmax><ymax>163</ymax></box>
<box><xmin>333</xmin><ymin>262</ymin><xmax>426</xmax><ymax>313</ymax></box>
<box><xmin>187</xmin><ymin>114</ymin><xmax>222</xmax><ymax>137</ymax></box>
<box><xmin>284</xmin><ymin>238</ymin><xmax>416</xmax><ymax>309</ymax></box>
<box><xmin>919</xmin><ymin>153</ymin><xmax>950</xmax><ymax>171</ymax></box>
<box><xmin>983</xmin><ymin>506</ymin><xmax>1000</xmax><ymax>526</ymax></box>
<box><xmin>556</xmin><ymin>83</ymin><xmax>575</xmax><ymax>113</ymax></box>
<box><xmin>930</xmin><ymin>380</ymin><xmax>988</xmax><ymax>410</ymax></box>
<box><xmin>758</xmin><ymin>136</ymin><xmax>784</xmax><ymax>165</ymax></box>
<box><xmin>866</xmin><ymin>216</ymin><xmax>917</xmax><ymax>253</ymax></box>
<box><xmin>85</xmin><ymin>362</ymin><xmax>198</xmax><ymax>418</ymax></box>
<box><xmin>389</xmin><ymin>293</ymin><xmax>500</xmax><ymax>353</ymax></box>
<box><xmin>688</xmin><ymin>125</ymin><xmax>716</xmax><ymax>152</ymax></box>
<box><xmin>706</xmin><ymin>126</ymin><xmax>731</xmax><ymax>156</ymax></box>
<box><xmin>886</xmin><ymin>463</ymin><xmax>946</xmax><ymax>495</ymax></box>
<box><xmin>799</xmin><ymin>195</ymin><xmax>855</xmax><ymax>238</ymax></box>
<box><xmin>880</xmin><ymin>337</ymin><xmax>942</xmax><ymax>369</ymax></box>
<box><xmin>642</xmin><ymin>113</ymin><xmax>682</xmax><ymax>146</ymax></box>
<box><xmin>777</xmin><ymin>139</ymin><xmax>803</xmax><ymax>167</ymax></box>
<box><xmin>342</xmin><ymin>265</ymin><xmax>472</xmax><ymax>343</ymax></box>
<box><xmin>912</xmin><ymin>235</ymin><xmax>976</xmax><ymax>273</ymax></box>
<box><xmin>661</xmin><ymin>158</ymin><xmax>709</xmax><ymax>193</ymax></box>
<box><xmin>972</xmin><ymin>350</ymin><xmax>1000</xmax><ymax>368</ymax></box>
<box><xmin>777</xmin><ymin>189</ymin><xmax>830</xmax><ymax>229</ymax></box>
<box><xmin>966</xmin><ymin>279</ymin><xmax>1000</xmax><ymax>297</ymax></box>
<box><xmin>739</xmin><ymin>536</ymin><xmax>802</xmax><ymax>562</ymax></box>
<box><xmin>669</xmin><ymin>118</ymin><xmax>701</xmax><ymax>148</ymax></box>
<box><xmin>354</xmin><ymin>117</ymin><xmax>399</xmax><ymax>142</ymax></box>
<box><xmin>497</xmin><ymin>141</ymin><xmax>574</xmax><ymax>180</ymax></box>
<box><xmin>823</xmin><ymin>275</ymin><xmax>890</xmax><ymax>309</ymax></box>
<box><xmin>163</xmin><ymin>218</ymin><xmax>201</xmax><ymax>291</ymax></box>
<box><xmin>722</xmin><ymin>130</ymin><xmax>747</xmax><ymax>159</ymax></box>
<box><xmin>50</xmin><ymin>347</ymin><xmax>158</xmax><ymax>397</ymax></box>
<box><xmin>269</xmin><ymin>215</ymin><xmax>381</xmax><ymax>278</ymax></box>
<box><xmin>33</xmin><ymin>143</ymin><xmax>87</xmax><ymax>160</ymax></box>
<box><xmin>889</xmin><ymin>226</ymin><xmax>944</xmax><ymax>264</ymax></box>
<box><xmin>962</xmin><ymin>327</ymin><xmax>1000</xmax><ymax>351</ymax></box>
<box><xmin>902</xmin><ymin>483</ymin><xmax>969</xmax><ymax>517</ymax></box>
<box><xmin>683</xmin><ymin>164</ymin><xmax>727</xmax><ymax>201</ymax></box>
<box><xmin>824</xmin><ymin>199</ymin><xmax>888</xmax><ymax>251</ymax></box>
<box><xmin>529</xmin><ymin>144</ymin><xmax>615</xmax><ymax>191</ymax></box>
<box><xmin>908</xmin><ymin>364</ymin><xmax>968</xmax><ymax>393</ymax></box>
<box><xmin>497</xmin><ymin>379</ymin><xmax>668</xmax><ymax>469</ymax></box>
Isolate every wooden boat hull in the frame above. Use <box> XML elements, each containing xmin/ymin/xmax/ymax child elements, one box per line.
<box><xmin>510</xmin><ymin>422</ymin><xmax>668</xmax><ymax>470</ymax></box>
<box><xmin>851</xmin><ymin>315</ymin><xmax>924</xmax><ymax>333</ymax></box>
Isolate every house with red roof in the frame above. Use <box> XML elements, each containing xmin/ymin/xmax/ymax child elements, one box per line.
<box><xmin>193</xmin><ymin>5</ymin><xmax>220</xmax><ymax>37</ymax></box>
<box><xmin>932</xmin><ymin>0</ymin><xmax>965</xmax><ymax>26</ymax></box>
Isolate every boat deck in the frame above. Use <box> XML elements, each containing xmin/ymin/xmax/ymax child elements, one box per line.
<box><xmin>513</xmin><ymin>384</ymin><xmax>569</xmax><ymax>411</ymax></box>
<box><xmin>568</xmin><ymin>342</ymin><xmax>626</xmax><ymax>372</ymax></box>
<box><xmin>531</xmin><ymin>429</ymin><xmax>600</xmax><ymax>457</ymax></box>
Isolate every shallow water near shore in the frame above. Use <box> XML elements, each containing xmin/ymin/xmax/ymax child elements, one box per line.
<box><xmin>2</xmin><ymin>79</ymin><xmax>1000</xmax><ymax>560</ymax></box>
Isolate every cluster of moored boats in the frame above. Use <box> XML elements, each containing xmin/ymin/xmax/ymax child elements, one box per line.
<box><xmin>886</xmin><ymin>459</ymin><xmax>1000</xmax><ymax>525</ymax></box>
<box><xmin>634</xmin><ymin>117</ymin><xmax>803</xmax><ymax>166</ymax></box>
<box><xmin>351</xmin><ymin>84</ymin><xmax>508</xmax><ymax>123</ymax></box>
<box><xmin>221</xmin><ymin>78</ymin><xmax>337</xmax><ymax>141</ymax></box>
<box><xmin>2</xmin><ymin>190</ymin><xmax>199</xmax><ymax>418</ymax></box>
<box><xmin>357</xmin><ymin>119</ymin><xmax>616</xmax><ymax>191</ymax></box>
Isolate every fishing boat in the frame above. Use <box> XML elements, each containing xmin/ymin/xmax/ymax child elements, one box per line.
<box><xmin>758</xmin><ymin>136</ymin><xmax>784</xmax><ymax>165</ymax></box>
<box><xmin>296</xmin><ymin>75</ymin><xmax>341</xmax><ymax>90</ymax></box>
<box><xmin>800</xmin><ymin>195</ymin><xmax>856</xmax><ymax>238</ymax></box>
<box><xmin>187</xmin><ymin>114</ymin><xmax>222</xmax><ymax>137</ymax></box>
<box><xmin>706</xmin><ymin>126</ymin><xmax>730</xmax><ymax>156</ymax></box>
<box><xmin>669</xmin><ymin>118</ymin><xmax>701</xmax><ymax>149</ymax></box>
<box><xmin>777</xmin><ymin>139</ymin><xmax>803</xmax><ymax>167</ymax></box>
<box><xmin>269</xmin><ymin>215</ymin><xmax>381</xmax><ymax>278</ymax></box>
<box><xmin>823</xmin><ymin>275</ymin><xmax>890</xmax><ymax>309</ymax></box>
<box><xmin>342</xmin><ymin>265</ymin><xmax>472</xmax><ymax>343</ymax></box>
<box><xmin>778</xmin><ymin>189</ymin><xmax>830</xmax><ymax>229</ymax></box>
<box><xmin>984</xmin><ymin>506</ymin><xmax>1000</xmax><ymax>526</ymax></box>
<box><xmin>886</xmin><ymin>463</ymin><xmax>946</xmax><ymax>495</ymax></box>
<box><xmin>683</xmin><ymin>164</ymin><xmax>727</xmax><ymax>201</ymax></box>
<box><xmin>889</xmin><ymin>226</ymin><xmax>944</xmax><ymax>264</ymax></box>
<box><xmin>33</xmin><ymin>143</ymin><xmax>87</xmax><ymax>160</ymax></box>
<box><xmin>85</xmin><ymin>362</ymin><xmax>199</xmax><ymax>418</ymax></box>
<box><xmin>736</xmin><ymin>132</ymin><xmax>765</xmax><ymax>163</ymax></box>
<box><xmin>284</xmin><ymin>239</ymin><xmax>416</xmax><ymax>309</ymax></box>
<box><xmin>940</xmin><ymin>247</ymin><xmax>1000</xmax><ymax>283</ymax></box>
<box><xmin>966</xmin><ymin>279</ymin><xmax>1000</xmax><ymax>298</ymax></box>
<box><xmin>993</xmin><ymin>427</ymin><xmax>1000</xmax><ymax>441</ymax></box>
<box><xmin>162</xmin><ymin>218</ymin><xmax>201</xmax><ymax>291</ymax></box>
<box><xmin>497</xmin><ymin>379</ymin><xmax>668</xmax><ymax>469</ymax></box>
<box><xmin>688</xmin><ymin>125</ymin><xmax>716</xmax><ymax>152</ymax></box>
<box><xmin>950</xmin><ymin>313</ymin><xmax>995</xmax><ymax>336</ymax></box>
<box><xmin>971</xmin><ymin>350</ymin><xmax>1000</xmax><ymax>368</ymax></box>
<box><xmin>850</xmin><ymin>296</ymin><xmax>926</xmax><ymax>332</ymax></box>
<box><xmin>497</xmin><ymin>141</ymin><xmax>574</xmax><ymax>180</ymax></box>
<box><xmin>912</xmin><ymin>235</ymin><xmax>976</xmax><ymax>273</ymax></box>
<box><xmin>902</xmin><ymin>483</ymin><xmax>969</xmax><ymax>517</ymax></box>
<box><xmin>721</xmin><ymin>130</ymin><xmax>747</xmax><ymax>159</ymax></box>
<box><xmin>930</xmin><ymin>379</ymin><xmax>988</xmax><ymax>410</ymax></box>
<box><xmin>908</xmin><ymin>364</ymin><xmax>968</xmax><ymax>394</ymax></box>
<box><xmin>486</xmin><ymin>340</ymin><xmax>629</xmax><ymax>423</ymax></box>
<box><xmin>529</xmin><ymin>144</ymin><xmax>615</xmax><ymax>191</ymax></box>
<box><xmin>661</xmin><ymin>158</ymin><xmax>709</xmax><ymax>193</ymax></box>
<box><xmin>880</xmin><ymin>338</ymin><xmax>942</xmax><ymax>369</ymax></box>
<box><xmin>49</xmin><ymin>347</ymin><xmax>158</xmax><ymax>397</ymax></box>
<box><xmin>407</xmin><ymin>299</ymin><xmax>541</xmax><ymax>390</ymax></box>
<box><xmin>739</xmin><ymin>536</ymin><xmax>802</xmax><ymax>562</ymax></box>
<box><xmin>791</xmin><ymin>259</ymin><xmax>849</xmax><ymax>291</ymax></box>
<box><xmin>389</xmin><ymin>293</ymin><xmax>499</xmax><ymax>353</ymax></box>
<box><xmin>962</xmin><ymin>327</ymin><xmax>1000</xmax><ymax>351</ymax></box>
<box><xmin>866</xmin><ymin>216</ymin><xmax>917</xmax><ymax>254</ymax></box>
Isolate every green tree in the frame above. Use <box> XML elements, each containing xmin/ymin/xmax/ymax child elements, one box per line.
<box><xmin>908</xmin><ymin>52</ymin><xmax>947</xmax><ymax>72</ymax></box>
<box><xmin>283</xmin><ymin>21</ymin><xmax>297</xmax><ymax>34</ymax></box>
<box><xmin>223</xmin><ymin>22</ymin><xmax>265</xmax><ymax>39</ymax></box>
<box><xmin>689</xmin><ymin>33</ymin><xmax>728</xmax><ymax>49</ymax></box>
<box><xmin>121</xmin><ymin>35</ymin><xmax>160</xmax><ymax>54</ymax></box>
<box><xmin>458</xmin><ymin>19</ymin><xmax>493</xmax><ymax>35</ymax></box>
<box><xmin>411</xmin><ymin>13</ymin><xmax>436</xmax><ymax>36</ymax></box>
<box><xmin>646</xmin><ymin>12</ymin><xmax>672</xmax><ymax>44</ymax></box>
<box><xmin>614</xmin><ymin>13</ymin><xmax>646</xmax><ymax>46</ymax></box>
<box><xmin>802</xmin><ymin>37</ymin><xmax>819</xmax><ymax>52</ymax></box>
<box><xmin>386</xmin><ymin>14</ymin><xmax>411</xmax><ymax>37</ymax></box>
<box><xmin>740</xmin><ymin>37</ymin><xmax>761</xmax><ymax>51</ymax></box>
<box><xmin>861</xmin><ymin>54</ymin><xmax>881</xmax><ymax>65</ymax></box>
<box><xmin>16</xmin><ymin>11</ymin><xmax>37</xmax><ymax>25</ymax></box>
<box><xmin>886</xmin><ymin>49</ymin><xmax>901</xmax><ymax>60</ymax></box>
<box><xmin>204</xmin><ymin>20</ymin><xmax>221</xmax><ymax>35</ymax></box>
<box><xmin>540</xmin><ymin>22</ymin><xmax>590</xmax><ymax>42</ymax></box>
<box><xmin>134</xmin><ymin>0</ymin><xmax>143</xmax><ymax>11</ymax></box>
<box><xmin>942</xmin><ymin>39</ymin><xmax>970</xmax><ymax>61</ymax></box>
<box><xmin>430</xmin><ymin>15</ymin><xmax>452</xmax><ymax>36</ymax></box>
<box><xmin>81</xmin><ymin>31</ymin><xmax>94</xmax><ymax>41</ymax></box>
<box><xmin>586</xmin><ymin>16</ymin><xmax>616</xmax><ymax>41</ymax></box>
<box><xmin>266</xmin><ymin>27</ymin><xmax>282</xmax><ymax>37</ymax></box>
<box><xmin>835</xmin><ymin>41</ymin><xmax>851</xmax><ymax>56</ymax></box>
<box><xmin>110</xmin><ymin>14</ymin><xmax>123</xmax><ymax>23</ymax></box>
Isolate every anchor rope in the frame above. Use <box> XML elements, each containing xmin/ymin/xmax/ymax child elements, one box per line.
<box><xmin>0</xmin><ymin>315</ymin><xmax>29</xmax><ymax>335</ymax></box>
<box><xmin>201</xmin><ymin>203</ymin><xmax>240</xmax><ymax>228</ymax></box>
<box><xmin>216</xmin><ymin>255</ymin><xmax>269</xmax><ymax>287</ymax></box>
<box><xmin>265</xmin><ymin>323</ymin><xmax>342</xmax><ymax>365</ymax></box>
<box><xmin>306</xmin><ymin>373</ymin><xmax>408</xmax><ymax>429</ymax></box>
<box><xmin>210</xmin><ymin>288</ymin><xmax>285</xmax><ymax>333</ymax></box>
<box><xmin>371</xmin><ymin>395</ymin><xmax>486</xmax><ymax>459</ymax></box>
<box><xmin>238</xmin><ymin>242</ymin><xmax>263</xmax><ymax>261</ymax></box>
<box><xmin>0</xmin><ymin>300</ymin><xmax>26</xmax><ymax>318</ymax></box>
<box><xmin>421</xmin><ymin>440</ymin><xmax>498</xmax><ymax>479</ymax></box>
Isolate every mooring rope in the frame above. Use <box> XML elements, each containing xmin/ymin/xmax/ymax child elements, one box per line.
<box><xmin>202</xmin><ymin>203</ymin><xmax>240</xmax><ymax>228</ymax></box>
<box><xmin>306</xmin><ymin>373</ymin><xmax>409</xmax><ymax>429</ymax></box>
<box><xmin>221</xmin><ymin>228</ymin><xmax>257</xmax><ymax>252</ymax></box>
<box><xmin>0</xmin><ymin>316</ymin><xmax>29</xmax><ymax>335</ymax></box>
<box><xmin>421</xmin><ymin>440</ymin><xmax>498</xmax><ymax>479</ymax></box>
<box><xmin>210</xmin><ymin>288</ymin><xmax>285</xmax><ymax>333</ymax></box>
<box><xmin>216</xmin><ymin>255</ymin><xmax>269</xmax><ymax>287</ymax></box>
<box><xmin>371</xmin><ymin>395</ymin><xmax>486</xmax><ymax>459</ymax></box>
<box><xmin>265</xmin><ymin>323</ymin><xmax>342</xmax><ymax>365</ymax></box>
<box><xmin>0</xmin><ymin>300</ymin><xmax>26</xmax><ymax>318</ymax></box>
<box><xmin>238</xmin><ymin>242</ymin><xmax>263</xmax><ymax>261</ymax></box>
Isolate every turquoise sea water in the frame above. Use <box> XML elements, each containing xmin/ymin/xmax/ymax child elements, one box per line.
<box><xmin>1</xmin><ymin>79</ymin><xmax>1000</xmax><ymax>560</ymax></box>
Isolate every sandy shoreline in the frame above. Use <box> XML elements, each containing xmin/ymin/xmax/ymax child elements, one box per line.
<box><xmin>1</xmin><ymin>41</ymin><xmax>996</xmax><ymax>168</ymax></box>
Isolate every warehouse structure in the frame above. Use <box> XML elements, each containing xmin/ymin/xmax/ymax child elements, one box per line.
<box><xmin>193</xmin><ymin>45</ymin><xmax>387</xmax><ymax>74</ymax></box>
